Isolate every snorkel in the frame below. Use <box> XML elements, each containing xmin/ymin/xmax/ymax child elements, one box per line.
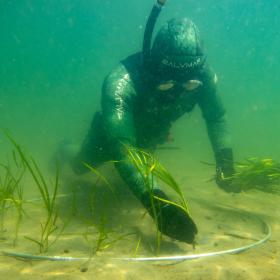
<box><xmin>142</xmin><ymin>0</ymin><xmax>166</xmax><ymax>69</ymax></box>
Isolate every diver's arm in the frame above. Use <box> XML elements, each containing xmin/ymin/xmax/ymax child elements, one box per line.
<box><xmin>101</xmin><ymin>65</ymin><xmax>153</xmax><ymax>201</ymax></box>
<box><xmin>198</xmin><ymin>70</ymin><xmax>235</xmax><ymax>188</ymax></box>
<box><xmin>199</xmin><ymin>95</ymin><xmax>232</xmax><ymax>156</ymax></box>
<box><xmin>204</xmin><ymin>113</ymin><xmax>235</xmax><ymax>179</ymax></box>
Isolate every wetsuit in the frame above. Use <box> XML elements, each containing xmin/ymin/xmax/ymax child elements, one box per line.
<box><xmin>74</xmin><ymin>52</ymin><xmax>232</xmax><ymax>201</ymax></box>
<box><xmin>73</xmin><ymin>2</ymin><xmax>235</xmax><ymax>243</ymax></box>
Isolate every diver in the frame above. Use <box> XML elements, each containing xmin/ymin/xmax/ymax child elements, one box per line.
<box><xmin>69</xmin><ymin>0</ymin><xmax>235</xmax><ymax>244</ymax></box>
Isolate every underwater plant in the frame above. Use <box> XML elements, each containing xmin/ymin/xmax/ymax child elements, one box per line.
<box><xmin>82</xmin><ymin>216</ymin><xmax>133</xmax><ymax>256</ymax></box>
<box><xmin>7</xmin><ymin>135</ymin><xmax>65</xmax><ymax>253</ymax></box>
<box><xmin>126</xmin><ymin>147</ymin><xmax>197</xmax><ymax>250</ymax></box>
<box><xmin>83</xmin><ymin>162</ymin><xmax>115</xmax><ymax>195</ymax></box>
<box><xmin>82</xmin><ymin>163</ymin><xmax>135</xmax><ymax>255</ymax></box>
<box><xmin>228</xmin><ymin>158</ymin><xmax>280</xmax><ymax>193</ymax></box>
<box><xmin>23</xmin><ymin>164</ymin><xmax>62</xmax><ymax>253</ymax></box>
<box><xmin>132</xmin><ymin>236</ymin><xmax>142</xmax><ymax>257</ymax></box>
<box><xmin>0</xmin><ymin>157</ymin><xmax>25</xmax><ymax>245</ymax></box>
<box><xmin>80</xmin><ymin>216</ymin><xmax>134</xmax><ymax>272</ymax></box>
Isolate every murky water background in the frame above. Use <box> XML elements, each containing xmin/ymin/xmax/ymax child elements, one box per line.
<box><xmin>0</xmin><ymin>1</ymin><xmax>280</xmax><ymax>279</ymax></box>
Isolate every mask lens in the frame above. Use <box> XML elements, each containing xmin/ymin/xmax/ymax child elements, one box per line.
<box><xmin>182</xmin><ymin>80</ymin><xmax>202</xmax><ymax>91</ymax></box>
<box><xmin>157</xmin><ymin>81</ymin><xmax>175</xmax><ymax>91</ymax></box>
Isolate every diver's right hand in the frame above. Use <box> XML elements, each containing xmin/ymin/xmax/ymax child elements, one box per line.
<box><xmin>141</xmin><ymin>189</ymin><xmax>197</xmax><ymax>244</ymax></box>
<box><xmin>157</xmin><ymin>203</ymin><xmax>198</xmax><ymax>244</ymax></box>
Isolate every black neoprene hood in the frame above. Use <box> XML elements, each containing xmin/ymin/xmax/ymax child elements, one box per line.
<box><xmin>150</xmin><ymin>18</ymin><xmax>205</xmax><ymax>79</ymax></box>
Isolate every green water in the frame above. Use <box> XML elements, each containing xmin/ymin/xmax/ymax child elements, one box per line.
<box><xmin>0</xmin><ymin>1</ymin><xmax>280</xmax><ymax>278</ymax></box>
<box><xmin>1</xmin><ymin>0</ymin><xmax>279</xmax><ymax>162</ymax></box>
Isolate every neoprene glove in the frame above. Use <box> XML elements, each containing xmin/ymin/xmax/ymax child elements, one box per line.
<box><xmin>215</xmin><ymin>148</ymin><xmax>240</xmax><ymax>192</ymax></box>
<box><xmin>140</xmin><ymin>189</ymin><xmax>197</xmax><ymax>244</ymax></box>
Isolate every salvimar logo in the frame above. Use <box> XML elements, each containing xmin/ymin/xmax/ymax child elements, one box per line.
<box><xmin>161</xmin><ymin>57</ymin><xmax>202</xmax><ymax>69</ymax></box>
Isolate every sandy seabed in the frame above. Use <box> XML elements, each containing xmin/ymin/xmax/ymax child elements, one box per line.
<box><xmin>0</xmin><ymin>164</ymin><xmax>279</xmax><ymax>280</ymax></box>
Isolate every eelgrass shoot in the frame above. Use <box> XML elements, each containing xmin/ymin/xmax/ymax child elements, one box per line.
<box><xmin>82</xmin><ymin>216</ymin><xmax>133</xmax><ymax>256</ymax></box>
<box><xmin>7</xmin><ymin>134</ymin><xmax>65</xmax><ymax>253</ymax></box>
<box><xmin>126</xmin><ymin>147</ymin><xmax>197</xmax><ymax>249</ymax></box>
<box><xmin>80</xmin><ymin>216</ymin><xmax>134</xmax><ymax>272</ymax></box>
<box><xmin>0</xmin><ymin>158</ymin><xmax>25</xmax><ymax>245</ymax></box>
<box><xmin>81</xmin><ymin>164</ymin><xmax>134</xmax><ymax>258</ymax></box>
<box><xmin>228</xmin><ymin>158</ymin><xmax>280</xmax><ymax>193</ymax></box>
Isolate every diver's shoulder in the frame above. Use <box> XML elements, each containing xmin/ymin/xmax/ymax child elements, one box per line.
<box><xmin>121</xmin><ymin>52</ymin><xmax>143</xmax><ymax>68</ymax></box>
<box><xmin>120</xmin><ymin>52</ymin><xmax>144</xmax><ymax>78</ymax></box>
<box><xmin>103</xmin><ymin>52</ymin><xmax>142</xmax><ymax>87</ymax></box>
<box><xmin>102</xmin><ymin>61</ymin><xmax>136</xmax><ymax>99</ymax></box>
<box><xmin>103</xmin><ymin>62</ymin><xmax>133</xmax><ymax>86</ymax></box>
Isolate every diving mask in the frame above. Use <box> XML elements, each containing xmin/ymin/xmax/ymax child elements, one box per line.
<box><xmin>157</xmin><ymin>79</ymin><xmax>203</xmax><ymax>91</ymax></box>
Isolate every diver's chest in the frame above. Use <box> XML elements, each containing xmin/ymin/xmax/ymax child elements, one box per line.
<box><xmin>136</xmin><ymin>91</ymin><xmax>198</xmax><ymax>121</ymax></box>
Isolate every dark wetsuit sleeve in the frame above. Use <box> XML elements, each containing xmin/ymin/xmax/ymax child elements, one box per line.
<box><xmin>101</xmin><ymin>65</ymin><xmax>152</xmax><ymax>200</ymax></box>
<box><xmin>198</xmin><ymin>71</ymin><xmax>232</xmax><ymax>157</ymax></box>
<box><xmin>102</xmin><ymin>66</ymin><xmax>136</xmax><ymax>145</ymax></box>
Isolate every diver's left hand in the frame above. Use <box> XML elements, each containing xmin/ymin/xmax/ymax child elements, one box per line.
<box><xmin>216</xmin><ymin>167</ymin><xmax>240</xmax><ymax>193</ymax></box>
<box><xmin>215</xmin><ymin>148</ymin><xmax>240</xmax><ymax>193</ymax></box>
<box><xmin>215</xmin><ymin>167</ymin><xmax>231</xmax><ymax>191</ymax></box>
